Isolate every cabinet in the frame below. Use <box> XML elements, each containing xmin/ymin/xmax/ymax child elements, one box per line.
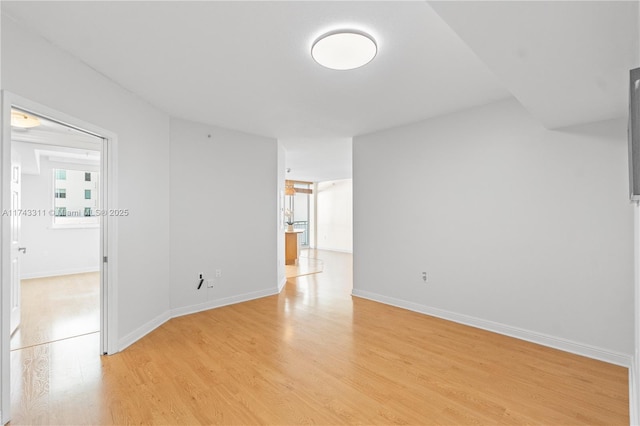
<box><xmin>285</xmin><ymin>230</ymin><xmax>303</xmax><ymax>265</ymax></box>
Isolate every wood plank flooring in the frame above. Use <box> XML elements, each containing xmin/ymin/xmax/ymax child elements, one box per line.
<box><xmin>10</xmin><ymin>251</ymin><xmax>629</xmax><ymax>425</ymax></box>
<box><xmin>10</xmin><ymin>272</ymin><xmax>100</xmax><ymax>350</ymax></box>
<box><xmin>285</xmin><ymin>249</ymin><xmax>324</xmax><ymax>278</ymax></box>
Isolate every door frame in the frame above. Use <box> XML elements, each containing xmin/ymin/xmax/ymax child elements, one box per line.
<box><xmin>0</xmin><ymin>91</ymin><xmax>119</xmax><ymax>424</ymax></box>
<box><xmin>9</xmin><ymin>154</ymin><xmax>21</xmax><ymax>336</ymax></box>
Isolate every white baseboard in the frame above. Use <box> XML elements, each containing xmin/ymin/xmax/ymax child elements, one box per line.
<box><xmin>21</xmin><ymin>266</ymin><xmax>100</xmax><ymax>280</ymax></box>
<box><xmin>118</xmin><ymin>310</ymin><xmax>171</xmax><ymax>352</ymax></box>
<box><xmin>116</xmin><ymin>286</ymin><xmax>281</xmax><ymax>352</ymax></box>
<box><xmin>171</xmin><ymin>287</ymin><xmax>279</xmax><ymax>319</ymax></box>
<box><xmin>278</xmin><ymin>276</ymin><xmax>287</xmax><ymax>293</ymax></box>
<box><xmin>352</xmin><ymin>289</ymin><xmax>633</xmax><ymax>368</ymax></box>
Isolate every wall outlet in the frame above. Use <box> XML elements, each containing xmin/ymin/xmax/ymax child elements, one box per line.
<box><xmin>206</xmin><ymin>279</ymin><xmax>214</xmax><ymax>288</ymax></box>
<box><xmin>422</xmin><ymin>272</ymin><xmax>428</xmax><ymax>283</ymax></box>
<box><xmin>215</xmin><ymin>269</ymin><xmax>222</xmax><ymax>278</ymax></box>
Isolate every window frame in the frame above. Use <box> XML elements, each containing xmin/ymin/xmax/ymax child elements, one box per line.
<box><xmin>51</xmin><ymin>168</ymin><xmax>100</xmax><ymax>229</ymax></box>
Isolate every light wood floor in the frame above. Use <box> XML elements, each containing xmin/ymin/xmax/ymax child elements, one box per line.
<box><xmin>10</xmin><ymin>272</ymin><xmax>100</xmax><ymax>350</ymax></box>
<box><xmin>10</xmin><ymin>251</ymin><xmax>628</xmax><ymax>424</ymax></box>
<box><xmin>285</xmin><ymin>248</ymin><xmax>324</xmax><ymax>278</ymax></box>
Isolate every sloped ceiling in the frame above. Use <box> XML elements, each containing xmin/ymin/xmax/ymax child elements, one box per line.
<box><xmin>430</xmin><ymin>1</ymin><xmax>639</xmax><ymax>129</ymax></box>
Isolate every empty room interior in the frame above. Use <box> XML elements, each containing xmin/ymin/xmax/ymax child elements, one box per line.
<box><xmin>1</xmin><ymin>1</ymin><xmax>640</xmax><ymax>425</ymax></box>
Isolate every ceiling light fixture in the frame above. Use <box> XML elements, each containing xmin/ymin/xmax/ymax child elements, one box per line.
<box><xmin>311</xmin><ymin>30</ymin><xmax>377</xmax><ymax>70</ymax></box>
<box><xmin>11</xmin><ymin>110</ymin><xmax>41</xmax><ymax>128</ymax></box>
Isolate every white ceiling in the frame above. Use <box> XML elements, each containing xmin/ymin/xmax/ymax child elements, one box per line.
<box><xmin>13</xmin><ymin>140</ymin><xmax>100</xmax><ymax>175</ymax></box>
<box><xmin>11</xmin><ymin>110</ymin><xmax>103</xmax><ymax>148</ymax></box>
<box><xmin>11</xmin><ymin>113</ymin><xmax>102</xmax><ymax>175</ymax></box>
<box><xmin>2</xmin><ymin>1</ymin><xmax>638</xmax><ymax>181</ymax></box>
<box><xmin>281</xmin><ymin>137</ymin><xmax>352</xmax><ymax>182</ymax></box>
<box><xmin>430</xmin><ymin>1</ymin><xmax>640</xmax><ymax>129</ymax></box>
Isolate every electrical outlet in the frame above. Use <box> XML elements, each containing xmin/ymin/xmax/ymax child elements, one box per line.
<box><xmin>215</xmin><ymin>269</ymin><xmax>222</xmax><ymax>278</ymax></box>
<box><xmin>207</xmin><ymin>279</ymin><xmax>214</xmax><ymax>288</ymax></box>
<box><xmin>422</xmin><ymin>272</ymin><xmax>428</xmax><ymax>283</ymax></box>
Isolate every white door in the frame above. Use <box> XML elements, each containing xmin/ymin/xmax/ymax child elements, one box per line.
<box><xmin>10</xmin><ymin>159</ymin><xmax>22</xmax><ymax>335</ymax></box>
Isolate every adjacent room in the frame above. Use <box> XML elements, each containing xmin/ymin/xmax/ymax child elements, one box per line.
<box><xmin>9</xmin><ymin>115</ymin><xmax>103</xmax><ymax>354</ymax></box>
<box><xmin>1</xmin><ymin>1</ymin><xmax>639</xmax><ymax>425</ymax></box>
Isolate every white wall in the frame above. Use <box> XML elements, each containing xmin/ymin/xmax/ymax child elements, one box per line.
<box><xmin>316</xmin><ymin>179</ymin><xmax>353</xmax><ymax>253</ymax></box>
<box><xmin>277</xmin><ymin>142</ymin><xmax>286</xmax><ymax>290</ymax></box>
<box><xmin>2</xmin><ymin>16</ymin><xmax>172</xmax><ymax>345</ymax></box>
<box><xmin>353</xmin><ymin>98</ymin><xmax>634</xmax><ymax>360</ymax></box>
<box><xmin>169</xmin><ymin>118</ymin><xmax>278</xmax><ymax>315</ymax></box>
<box><xmin>20</xmin><ymin>157</ymin><xmax>99</xmax><ymax>278</ymax></box>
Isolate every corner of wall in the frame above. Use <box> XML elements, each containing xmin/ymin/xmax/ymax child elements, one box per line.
<box><xmin>276</xmin><ymin>141</ymin><xmax>286</xmax><ymax>288</ymax></box>
<box><xmin>119</xmin><ymin>285</ymin><xmax>283</xmax><ymax>352</ymax></box>
<box><xmin>117</xmin><ymin>310</ymin><xmax>171</xmax><ymax>352</ymax></box>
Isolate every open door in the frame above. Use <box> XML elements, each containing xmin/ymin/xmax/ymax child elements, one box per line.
<box><xmin>9</xmin><ymin>156</ymin><xmax>22</xmax><ymax>335</ymax></box>
<box><xmin>2</xmin><ymin>93</ymin><xmax>119</xmax><ymax>424</ymax></box>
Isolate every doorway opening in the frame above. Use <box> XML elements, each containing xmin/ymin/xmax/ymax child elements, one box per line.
<box><xmin>1</xmin><ymin>93</ymin><xmax>118</xmax><ymax>424</ymax></box>
<box><xmin>288</xmin><ymin>180</ymin><xmax>311</xmax><ymax>248</ymax></box>
<box><xmin>284</xmin><ymin>180</ymin><xmax>322</xmax><ymax>278</ymax></box>
<box><xmin>10</xmin><ymin>126</ymin><xmax>102</xmax><ymax>351</ymax></box>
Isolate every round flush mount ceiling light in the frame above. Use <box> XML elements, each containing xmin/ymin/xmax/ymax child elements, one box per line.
<box><xmin>11</xmin><ymin>109</ymin><xmax>41</xmax><ymax>128</ymax></box>
<box><xmin>311</xmin><ymin>30</ymin><xmax>377</xmax><ymax>70</ymax></box>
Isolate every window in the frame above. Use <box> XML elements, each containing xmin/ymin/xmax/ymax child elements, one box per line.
<box><xmin>53</xmin><ymin>168</ymin><xmax>99</xmax><ymax>227</ymax></box>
